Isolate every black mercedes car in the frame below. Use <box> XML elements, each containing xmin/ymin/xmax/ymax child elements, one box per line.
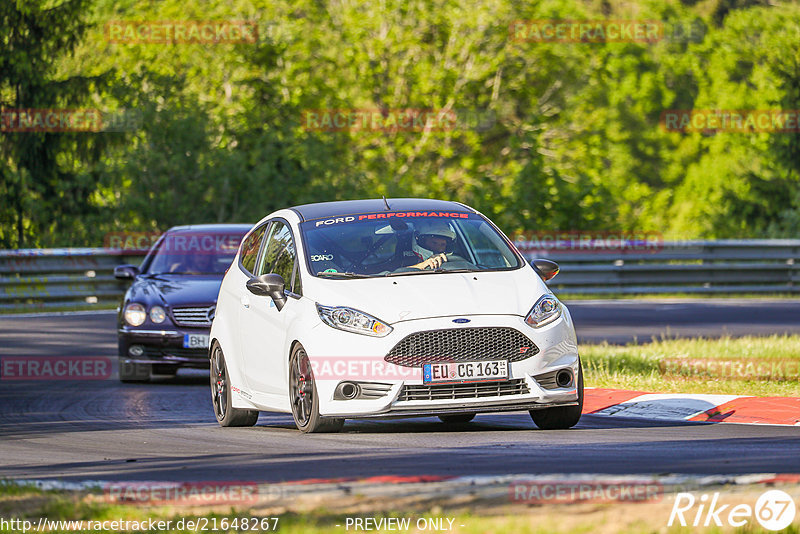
<box><xmin>114</xmin><ymin>224</ymin><xmax>252</xmax><ymax>382</ymax></box>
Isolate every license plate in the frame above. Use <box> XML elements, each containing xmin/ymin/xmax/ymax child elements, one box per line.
<box><xmin>423</xmin><ymin>360</ymin><xmax>508</xmax><ymax>384</ymax></box>
<box><xmin>183</xmin><ymin>334</ymin><xmax>209</xmax><ymax>349</ymax></box>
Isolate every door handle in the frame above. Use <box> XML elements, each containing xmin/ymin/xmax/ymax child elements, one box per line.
<box><xmin>240</xmin><ymin>295</ymin><xmax>250</xmax><ymax>309</ymax></box>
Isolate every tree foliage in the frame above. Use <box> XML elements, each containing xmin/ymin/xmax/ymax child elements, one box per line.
<box><xmin>2</xmin><ymin>0</ymin><xmax>799</xmax><ymax>247</ymax></box>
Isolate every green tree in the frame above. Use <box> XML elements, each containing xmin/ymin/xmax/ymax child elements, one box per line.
<box><xmin>666</xmin><ymin>5</ymin><xmax>800</xmax><ymax>237</ymax></box>
<box><xmin>0</xmin><ymin>0</ymin><xmax>118</xmax><ymax>247</ymax></box>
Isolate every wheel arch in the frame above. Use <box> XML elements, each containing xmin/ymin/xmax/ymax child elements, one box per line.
<box><xmin>287</xmin><ymin>339</ymin><xmax>303</xmax><ymax>378</ymax></box>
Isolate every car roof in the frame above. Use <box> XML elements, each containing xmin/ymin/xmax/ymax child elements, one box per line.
<box><xmin>166</xmin><ymin>224</ymin><xmax>253</xmax><ymax>234</ymax></box>
<box><xmin>290</xmin><ymin>198</ymin><xmax>475</xmax><ymax>222</ymax></box>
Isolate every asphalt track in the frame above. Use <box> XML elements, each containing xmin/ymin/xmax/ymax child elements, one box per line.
<box><xmin>1</xmin><ymin>299</ymin><xmax>799</xmax><ymax>483</ymax></box>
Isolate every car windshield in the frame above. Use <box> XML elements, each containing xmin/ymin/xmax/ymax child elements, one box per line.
<box><xmin>299</xmin><ymin>212</ymin><xmax>522</xmax><ymax>278</ymax></box>
<box><xmin>146</xmin><ymin>232</ymin><xmax>244</xmax><ymax>275</ymax></box>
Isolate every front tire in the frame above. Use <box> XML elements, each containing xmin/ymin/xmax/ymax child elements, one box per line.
<box><xmin>530</xmin><ymin>360</ymin><xmax>584</xmax><ymax>430</ymax></box>
<box><xmin>289</xmin><ymin>344</ymin><xmax>344</xmax><ymax>433</ymax></box>
<box><xmin>210</xmin><ymin>343</ymin><xmax>258</xmax><ymax>427</ymax></box>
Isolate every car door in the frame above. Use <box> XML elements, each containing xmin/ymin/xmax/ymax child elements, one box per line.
<box><xmin>227</xmin><ymin>222</ymin><xmax>270</xmax><ymax>373</ymax></box>
<box><xmin>239</xmin><ymin>219</ymin><xmax>302</xmax><ymax>397</ymax></box>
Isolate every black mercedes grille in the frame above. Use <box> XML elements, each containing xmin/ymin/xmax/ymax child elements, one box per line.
<box><xmin>398</xmin><ymin>379</ymin><xmax>529</xmax><ymax>402</ymax></box>
<box><xmin>172</xmin><ymin>306</ymin><xmax>214</xmax><ymax>327</ymax></box>
<box><xmin>385</xmin><ymin>327</ymin><xmax>539</xmax><ymax>368</ymax></box>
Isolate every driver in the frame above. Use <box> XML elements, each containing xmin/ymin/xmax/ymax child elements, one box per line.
<box><xmin>408</xmin><ymin>220</ymin><xmax>456</xmax><ymax>270</ymax></box>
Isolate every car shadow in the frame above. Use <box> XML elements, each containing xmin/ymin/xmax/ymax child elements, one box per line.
<box><xmin>252</xmin><ymin>412</ymin><xmax>707</xmax><ymax>434</ymax></box>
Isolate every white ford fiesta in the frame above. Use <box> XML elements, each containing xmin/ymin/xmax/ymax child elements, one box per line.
<box><xmin>210</xmin><ymin>198</ymin><xmax>582</xmax><ymax>432</ymax></box>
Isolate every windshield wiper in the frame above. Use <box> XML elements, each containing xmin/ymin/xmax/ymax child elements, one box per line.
<box><xmin>317</xmin><ymin>271</ymin><xmax>371</xmax><ymax>278</ymax></box>
<box><xmin>387</xmin><ymin>267</ymin><xmax>482</xmax><ymax>277</ymax></box>
<box><xmin>385</xmin><ymin>269</ymin><xmax>435</xmax><ymax>276</ymax></box>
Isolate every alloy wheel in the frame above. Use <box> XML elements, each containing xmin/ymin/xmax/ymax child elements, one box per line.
<box><xmin>290</xmin><ymin>348</ymin><xmax>314</xmax><ymax>426</ymax></box>
<box><xmin>211</xmin><ymin>345</ymin><xmax>227</xmax><ymax>420</ymax></box>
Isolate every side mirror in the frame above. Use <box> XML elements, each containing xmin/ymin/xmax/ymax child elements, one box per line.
<box><xmin>114</xmin><ymin>265</ymin><xmax>140</xmax><ymax>280</ymax></box>
<box><xmin>246</xmin><ymin>273</ymin><xmax>287</xmax><ymax>311</ymax></box>
<box><xmin>531</xmin><ymin>259</ymin><xmax>559</xmax><ymax>281</ymax></box>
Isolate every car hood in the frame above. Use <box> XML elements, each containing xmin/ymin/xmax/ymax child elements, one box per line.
<box><xmin>127</xmin><ymin>274</ymin><xmax>224</xmax><ymax>307</ymax></box>
<box><xmin>309</xmin><ymin>268</ymin><xmax>547</xmax><ymax>323</ymax></box>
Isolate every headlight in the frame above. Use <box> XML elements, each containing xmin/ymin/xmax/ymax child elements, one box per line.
<box><xmin>124</xmin><ymin>303</ymin><xmax>146</xmax><ymax>326</ymax></box>
<box><xmin>316</xmin><ymin>304</ymin><xmax>392</xmax><ymax>337</ymax></box>
<box><xmin>525</xmin><ymin>294</ymin><xmax>562</xmax><ymax>328</ymax></box>
<box><xmin>149</xmin><ymin>305</ymin><xmax>166</xmax><ymax>324</ymax></box>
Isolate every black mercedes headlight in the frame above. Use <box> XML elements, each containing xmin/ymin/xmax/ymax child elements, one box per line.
<box><xmin>123</xmin><ymin>303</ymin><xmax>146</xmax><ymax>326</ymax></box>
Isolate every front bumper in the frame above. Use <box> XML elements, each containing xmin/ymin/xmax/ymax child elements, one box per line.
<box><xmin>323</xmin><ymin>377</ymin><xmax>579</xmax><ymax>418</ymax></box>
<box><xmin>118</xmin><ymin>326</ymin><xmax>209</xmax><ymax>369</ymax></box>
<box><xmin>303</xmin><ymin>311</ymin><xmax>581</xmax><ymax>418</ymax></box>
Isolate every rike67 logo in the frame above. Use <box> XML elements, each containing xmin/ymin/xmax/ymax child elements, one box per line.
<box><xmin>669</xmin><ymin>490</ymin><xmax>797</xmax><ymax>531</ymax></box>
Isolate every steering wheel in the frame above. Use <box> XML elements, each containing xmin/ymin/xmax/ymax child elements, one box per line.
<box><xmin>390</xmin><ymin>254</ymin><xmax>480</xmax><ymax>273</ymax></box>
<box><xmin>440</xmin><ymin>255</ymin><xmax>480</xmax><ymax>270</ymax></box>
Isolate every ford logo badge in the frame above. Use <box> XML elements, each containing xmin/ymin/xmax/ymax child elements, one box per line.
<box><xmin>452</xmin><ymin>318</ymin><xmax>470</xmax><ymax>324</ymax></box>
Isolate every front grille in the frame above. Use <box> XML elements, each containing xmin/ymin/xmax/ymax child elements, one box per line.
<box><xmin>398</xmin><ymin>379</ymin><xmax>529</xmax><ymax>402</ymax></box>
<box><xmin>172</xmin><ymin>306</ymin><xmax>214</xmax><ymax>327</ymax></box>
<box><xmin>385</xmin><ymin>327</ymin><xmax>539</xmax><ymax>368</ymax></box>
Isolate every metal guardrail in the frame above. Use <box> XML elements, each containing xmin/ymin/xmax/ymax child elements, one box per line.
<box><xmin>0</xmin><ymin>248</ymin><xmax>146</xmax><ymax>311</ymax></box>
<box><xmin>518</xmin><ymin>239</ymin><xmax>800</xmax><ymax>295</ymax></box>
<box><xmin>0</xmin><ymin>240</ymin><xmax>798</xmax><ymax>311</ymax></box>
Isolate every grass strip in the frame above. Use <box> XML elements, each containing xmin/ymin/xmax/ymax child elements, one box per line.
<box><xmin>582</xmin><ymin>335</ymin><xmax>800</xmax><ymax>396</ymax></box>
